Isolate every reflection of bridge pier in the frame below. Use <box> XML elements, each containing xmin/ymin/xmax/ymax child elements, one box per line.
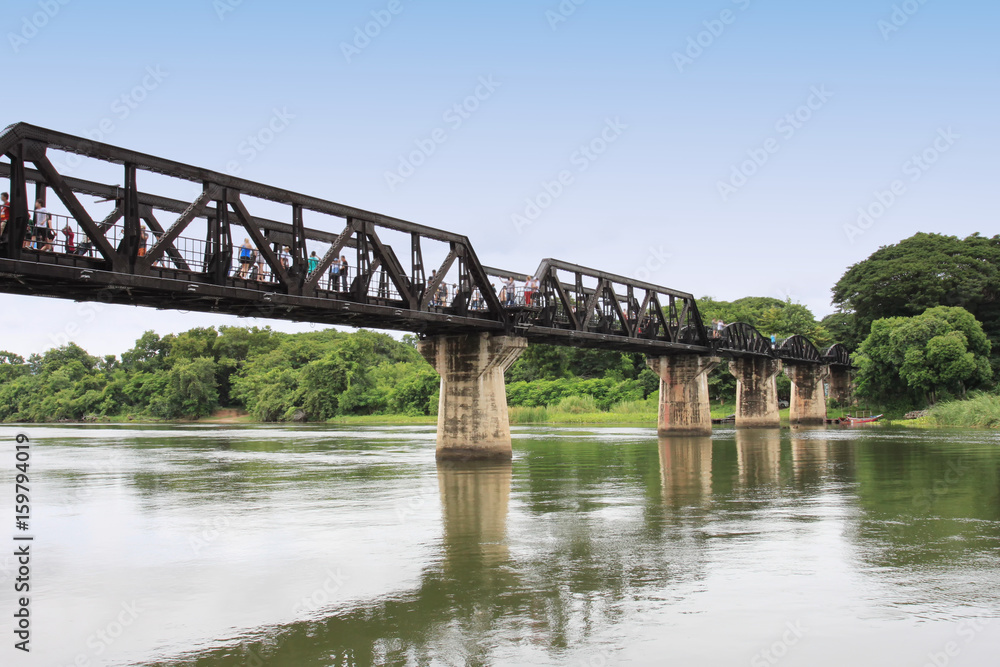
<box><xmin>736</xmin><ymin>428</ymin><xmax>782</xmax><ymax>487</ymax></box>
<box><xmin>790</xmin><ymin>428</ymin><xmax>829</xmax><ymax>486</ymax></box>
<box><xmin>658</xmin><ymin>436</ymin><xmax>714</xmax><ymax>503</ymax></box>
<box><xmin>438</xmin><ymin>460</ymin><xmax>512</xmax><ymax>567</ymax></box>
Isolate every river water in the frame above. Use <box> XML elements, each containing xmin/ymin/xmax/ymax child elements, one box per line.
<box><xmin>1</xmin><ymin>424</ymin><xmax>998</xmax><ymax>666</ymax></box>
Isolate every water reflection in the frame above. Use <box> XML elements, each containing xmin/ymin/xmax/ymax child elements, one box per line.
<box><xmin>735</xmin><ymin>428</ymin><xmax>782</xmax><ymax>487</ymax></box>
<box><xmin>439</xmin><ymin>461</ymin><xmax>511</xmax><ymax>568</ymax></box>
<box><xmin>14</xmin><ymin>426</ymin><xmax>1000</xmax><ymax>666</ymax></box>
<box><xmin>658</xmin><ymin>436</ymin><xmax>713</xmax><ymax>505</ymax></box>
<box><xmin>789</xmin><ymin>427</ymin><xmax>829</xmax><ymax>488</ymax></box>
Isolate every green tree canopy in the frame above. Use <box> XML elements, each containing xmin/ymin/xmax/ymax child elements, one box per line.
<box><xmin>855</xmin><ymin>306</ymin><xmax>992</xmax><ymax>405</ymax></box>
<box><xmin>832</xmin><ymin>232</ymin><xmax>1000</xmax><ymax>356</ymax></box>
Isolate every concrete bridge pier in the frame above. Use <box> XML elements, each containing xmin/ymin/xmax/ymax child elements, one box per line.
<box><xmin>784</xmin><ymin>363</ymin><xmax>830</xmax><ymax>425</ymax></box>
<box><xmin>419</xmin><ymin>333</ymin><xmax>527</xmax><ymax>461</ymax></box>
<box><xmin>646</xmin><ymin>355</ymin><xmax>720</xmax><ymax>435</ymax></box>
<box><xmin>828</xmin><ymin>367</ymin><xmax>852</xmax><ymax>405</ymax></box>
<box><xmin>727</xmin><ymin>357</ymin><xmax>782</xmax><ymax>428</ymax></box>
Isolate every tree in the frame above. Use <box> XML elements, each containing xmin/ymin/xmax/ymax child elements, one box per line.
<box><xmin>832</xmin><ymin>232</ymin><xmax>1000</xmax><ymax>367</ymax></box>
<box><xmin>150</xmin><ymin>357</ymin><xmax>220</xmax><ymax>419</ymax></box>
<box><xmin>854</xmin><ymin>306</ymin><xmax>992</xmax><ymax>405</ymax></box>
<box><xmin>120</xmin><ymin>331</ymin><xmax>171</xmax><ymax>373</ymax></box>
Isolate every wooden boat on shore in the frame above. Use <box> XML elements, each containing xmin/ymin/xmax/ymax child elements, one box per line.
<box><xmin>841</xmin><ymin>413</ymin><xmax>883</xmax><ymax>425</ymax></box>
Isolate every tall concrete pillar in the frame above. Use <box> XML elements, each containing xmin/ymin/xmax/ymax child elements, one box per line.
<box><xmin>726</xmin><ymin>357</ymin><xmax>782</xmax><ymax>428</ymax></box>
<box><xmin>784</xmin><ymin>363</ymin><xmax>830</xmax><ymax>425</ymax></box>
<box><xmin>646</xmin><ymin>355</ymin><xmax>720</xmax><ymax>436</ymax></box>
<box><xmin>419</xmin><ymin>333</ymin><xmax>527</xmax><ymax>461</ymax></box>
<box><xmin>828</xmin><ymin>367</ymin><xmax>851</xmax><ymax>404</ymax></box>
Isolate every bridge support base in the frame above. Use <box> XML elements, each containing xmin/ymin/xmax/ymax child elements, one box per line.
<box><xmin>727</xmin><ymin>357</ymin><xmax>782</xmax><ymax>428</ymax></box>
<box><xmin>784</xmin><ymin>363</ymin><xmax>830</xmax><ymax>425</ymax></box>
<box><xmin>419</xmin><ymin>333</ymin><xmax>527</xmax><ymax>461</ymax></box>
<box><xmin>646</xmin><ymin>355</ymin><xmax>720</xmax><ymax>436</ymax></box>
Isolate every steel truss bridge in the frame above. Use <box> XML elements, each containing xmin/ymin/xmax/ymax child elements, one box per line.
<box><xmin>0</xmin><ymin>123</ymin><xmax>848</xmax><ymax>367</ymax></box>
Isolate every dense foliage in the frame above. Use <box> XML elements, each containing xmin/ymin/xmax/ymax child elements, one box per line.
<box><xmin>0</xmin><ymin>327</ymin><xmax>439</xmax><ymax>423</ymax></box>
<box><xmin>832</xmin><ymin>233</ymin><xmax>1000</xmax><ymax>362</ymax></box>
<box><xmin>854</xmin><ymin>306</ymin><xmax>992</xmax><ymax>405</ymax></box>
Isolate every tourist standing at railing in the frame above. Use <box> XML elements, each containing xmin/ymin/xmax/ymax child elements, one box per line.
<box><xmin>138</xmin><ymin>225</ymin><xmax>148</xmax><ymax>257</ymax></box>
<box><xmin>524</xmin><ymin>275</ymin><xmax>538</xmax><ymax>307</ymax></box>
<box><xmin>471</xmin><ymin>286</ymin><xmax>482</xmax><ymax>310</ymax></box>
<box><xmin>34</xmin><ymin>201</ymin><xmax>54</xmax><ymax>252</ymax></box>
<box><xmin>238</xmin><ymin>239</ymin><xmax>254</xmax><ymax>278</ymax></box>
<box><xmin>340</xmin><ymin>255</ymin><xmax>349</xmax><ymax>290</ymax></box>
<box><xmin>429</xmin><ymin>269</ymin><xmax>440</xmax><ymax>306</ymax></box>
<box><xmin>0</xmin><ymin>193</ymin><xmax>9</xmax><ymax>239</ymax></box>
<box><xmin>62</xmin><ymin>224</ymin><xmax>75</xmax><ymax>254</ymax></box>
<box><xmin>255</xmin><ymin>252</ymin><xmax>266</xmax><ymax>282</ymax></box>
<box><xmin>328</xmin><ymin>256</ymin><xmax>340</xmax><ymax>290</ymax></box>
<box><xmin>279</xmin><ymin>246</ymin><xmax>291</xmax><ymax>272</ymax></box>
<box><xmin>504</xmin><ymin>276</ymin><xmax>516</xmax><ymax>307</ymax></box>
<box><xmin>308</xmin><ymin>251</ymin><xmax>319</xmax><ymax>275</ymax></box>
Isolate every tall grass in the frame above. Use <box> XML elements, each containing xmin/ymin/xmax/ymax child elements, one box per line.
<box><xmin>509</xmin><ymin>406</ymin><xmax>550</xmax><ymax>424</ymax></box>
<box><xmin>609</xmin><ymin>398</ymin><xmax>657</xmax><ymax>415</ymax></box>
<box><xmin>508</xmin><ymin>397</ymin><xmax>658</xmax><ymax>424</ymax></box>
<box><xmin>555</xmin><ymin>395</ymin><xmax>599</xmax><ymax>414</ymax></box>
<box><xmin>929</xmin><ymin>393</ymin><xmax>1000</xmax><ymax>428</ymax></box>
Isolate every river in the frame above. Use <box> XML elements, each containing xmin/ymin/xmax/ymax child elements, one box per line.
<box><xmin>0</xmin><ymin>424</ymin><xmax>998</xmax><ymax>666</ymax></box>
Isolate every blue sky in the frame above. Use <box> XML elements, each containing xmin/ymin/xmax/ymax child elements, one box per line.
<box><xmin>2</xmin><ymin>0</ymin><xmax>997</xmax><ymax>356</ymax></box>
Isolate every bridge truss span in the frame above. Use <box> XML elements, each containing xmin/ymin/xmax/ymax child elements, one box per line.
<box><xmin>0</xmin><ymin>122</ymin><xmax>713</xmax><ymax>355</ymax></box>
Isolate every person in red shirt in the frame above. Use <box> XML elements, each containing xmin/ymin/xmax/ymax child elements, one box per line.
<box><xmin>0</xmin><ymin>192</ymin><xmax>9</xmax><ymax>239</ymax></box>
<box><xmin>62</xmin><ymin>224</ymin><xmax>75</xmax><ymax>254</ymax></box>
